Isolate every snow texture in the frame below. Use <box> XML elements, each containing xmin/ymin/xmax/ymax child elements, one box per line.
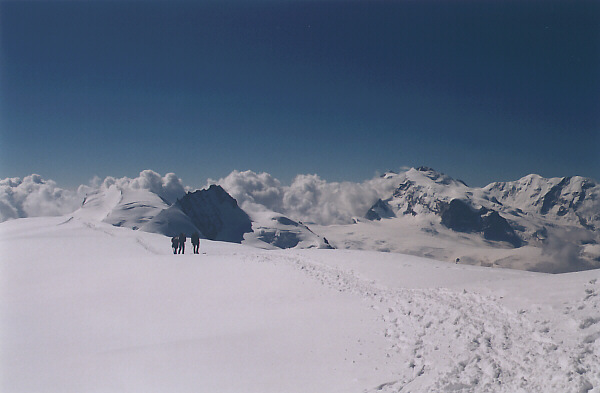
<box><xmin>1</xmin><ymin>216</ymin><xmax>599</xmax><ymax>392</ymax></box>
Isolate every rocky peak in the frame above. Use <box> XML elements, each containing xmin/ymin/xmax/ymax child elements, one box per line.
<box><xmin>176</xmin><ymin>185</ymin><xmax>252</xmax><ymax>243</ymax></box>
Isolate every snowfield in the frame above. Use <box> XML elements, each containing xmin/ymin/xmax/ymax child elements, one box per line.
<box><xmin>1</xmin><ymin>216</ymin><xmax>599</xmax><ymax>392</ymax></box>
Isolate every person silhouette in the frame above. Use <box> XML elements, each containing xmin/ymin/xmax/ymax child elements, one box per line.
<box><xmin>171</xmin><ymin>236</ymin><xmax>178</xmax><ymax>254</ymax></box>
<box><xmin>178</xmin><ymin>233</ymin><xmax>186</xmax><ymax>254</ymax></box>
<box><xmin>191</xmin><ymin>232</ymin><xmax>200</xmax><ymax>254</ymax></box>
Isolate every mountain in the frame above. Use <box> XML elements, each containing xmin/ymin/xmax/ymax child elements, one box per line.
<box><xmin>160</xmin><ymin>185</ymin><xmax>252</xmax><ymax>243</ymax></box>
<box><xmin>315</xmin><ymin>167</ymin><xmax>600</xmax><ymax>273</ymax></box>
<box><xmin>63</xmin><ymin>167</ymin><xmax>600</xmax><ymax>271</ymax></box>
<box><xmin>72</xmin><ymin>183</ymin><xmax>330</xmax><ymax>249</ymax></box>
<box><xmin>73</xmin><ymin>184</ymin><xmax>171</xmax><ymax>229</ymax></box>
<box><xmin>484</xmin><ymin>174</ymin><xmax>599</xmax><ymax>230</ymax></box>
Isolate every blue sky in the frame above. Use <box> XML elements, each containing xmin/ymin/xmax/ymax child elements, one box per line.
<box><xmin>1</xmin><ymin>0</ymin><xmax>598</xmax><ymax>188</ymax></box>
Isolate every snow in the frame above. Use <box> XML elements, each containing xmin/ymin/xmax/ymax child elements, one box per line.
<box><xmin>2</xmin><ymin>216</ymin><xmax>600</xmax><ymax>392</ymax></box>
<box><xmin>3</xmin><ymin>168</ymin><xmax>598</xmax><ymax>273</ymax></box>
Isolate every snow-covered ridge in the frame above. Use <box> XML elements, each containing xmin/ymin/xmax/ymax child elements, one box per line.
<box><xmin>340</xmin><ymin>167</ymin><xmax>600</xmax><ymax>272</ymax></box>
<box><xmin>484</xmin><ymin>174</ymin><xmax>599</xmax><ymax>228</ymax></box>
<box><xmin>1</xmin><ymin>167</ymin><xmax>598</xmax><ymax>272</ymax></box>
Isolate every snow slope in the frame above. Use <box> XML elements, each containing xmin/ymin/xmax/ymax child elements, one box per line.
<box><xmin>2</xmin><ymin>216</ymin><xmax>599</xmax><ymax>392</ymax></box>
<box><xmin>321</xmin><ymin>168</ymin><xmax>600</xmax><ymax>273</ymax></box>
<box><xmin>73</xmin><ymin>184</ymin><xmax>171</xmax><ymax>230</ymax></box>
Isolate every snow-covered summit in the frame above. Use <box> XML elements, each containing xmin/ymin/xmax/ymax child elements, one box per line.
<box><xmin>73</xmin><ymin>184</ymin><xmax>170</xmax><ymax>230</ymax></box>
<box><xmin>484</xmin><ymin>174</ymin><xmax>599</xmax><ymax>229</ymax></box>
<box><xmin>379</xmin><ymin>167</ymin><xmax>472</xmax><ymax>217</ymax></box>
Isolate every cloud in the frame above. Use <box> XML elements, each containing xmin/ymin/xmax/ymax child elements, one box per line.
<box><xmin>0</xmin><ymin>175</ymin><xmax>86</xmax><ymax>222</ymax></box>
<box><xmin>0</xmin><ymin>170</ymin><xmax>187</xmax><ymax>222</ymax></box>
<box><xmin>83</xmin><ymin>170</ymin><xmax>187</xmax><ymax>205</ymax></box>
<box><xmin>213</xmin><ymin>170</ymin><xmax>284</xmax><ymax>212</ymax></box>
<box><xmin>213</xmin><ymin>170</ymin><xmax>404</xmax><ymax>225</ymax></box>
<box><xmin>112</xmin><ymin>170</ymin><xmax>186</xmax><ymax>205</ymax></box>
<box><xmin>535</xmin><ymin>227</ymin><xmax>599</xmax><ymax>273</ymax></box>
<box><xmin>0</xmin><ymin>168</ymin><xmax>400</xmax><ymax>225</ymax></box>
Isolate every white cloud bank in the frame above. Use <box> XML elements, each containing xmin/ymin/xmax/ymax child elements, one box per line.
<box><xmin>212</xmin><ymin>170</ymin><xmax>403</xmax><ymax>225</ymax></box>
<box><xmin>91</xmin><ymin>170</ymin><xmax>187</xmax><ymax>205</ymax></box>
<box><xmin>0</xmin><ymin>170</ymin><xmax>187</xmax><ymax>223</ymax></box>
<box><xmin>0</xmin><ymin>169</ymin><xmax>401</xmax><ymax>225</ymax></box>
<box><xmin>0</xmin><ymin>175</ymin><xmax>87</xmax><ymax>222</ymax></box>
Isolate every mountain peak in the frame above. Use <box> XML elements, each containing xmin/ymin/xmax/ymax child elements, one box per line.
<box><xmin>176</xmin><ymin>186</ymin><xmax>252</xmax><ymax>243</ymax></box>
<box><xmin>416</xmin><ymin>166</ymin><xmax>436</xmax><ymax>173</ymax></box>
<box><xmin>405</xmin><ymin>167</ymin><xmax>467</xmax><ymax>187</ymax></box>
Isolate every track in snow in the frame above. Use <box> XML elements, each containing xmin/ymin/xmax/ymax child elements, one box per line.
<box><xmin>251</xmin><ymin>252</ymin><xmax>600</xmax><ymax>393</ymax></box>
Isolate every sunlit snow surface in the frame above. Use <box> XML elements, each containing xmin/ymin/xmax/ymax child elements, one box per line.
<box><xmin>1</xmin><ymin>217</ymin><xmax>599</xmax><ymax>392</ymax></box>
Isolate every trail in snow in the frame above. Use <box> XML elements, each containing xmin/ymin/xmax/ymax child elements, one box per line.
<box><xmin>3</xmin><ymin>217</ymin><xmax>599</xmax><ymax>393</ymax></box>
<box><xmin>250</xmin><ymin>251</ymin><xmax>600</xmax><ymax>393</ymax></box>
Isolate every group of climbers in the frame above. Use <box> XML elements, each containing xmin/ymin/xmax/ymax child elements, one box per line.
<box><xmin>171</xmin><ymin>232</ymin><xmax>201</xmax><ymax>254</ymax></box>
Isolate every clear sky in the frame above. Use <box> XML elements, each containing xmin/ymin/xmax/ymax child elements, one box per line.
<box><xmin>1</xmin><ymin>0</ymin><xmax>598</xmax><ymax>188</ymax></box>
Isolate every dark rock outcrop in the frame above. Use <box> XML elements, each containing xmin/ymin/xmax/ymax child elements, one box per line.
<box><xmin>440</xmin><ymin>199</ymin><xmax>522</xmax><ymax>247</ymax></box>
<box><xmin>365</xmin><ymin>199</ymin><xmax>396</xmax><ymax>221</ymax></box>
<box><xmin>481</xmin><ymin>211</ymin><xmax>522</xmax><ymax>247</ymax></box>
<box><xmin>440</xmin><ymin>199</ymin><xmax>481</xmax><ymax>233</ymax></box>
<box><xmin>540</xmin><ymin>177</ymin><xmax>571</xmax><ymax>215</ymax></box>
<box><xmin>176</xmin><ymin>185</ymin><xmax>252</xmax><ymax>243</ymax></box>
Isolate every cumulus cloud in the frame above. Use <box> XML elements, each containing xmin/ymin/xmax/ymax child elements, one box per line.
<box><xmin>213</xmin><ymin>170</ymin><xmax>404</xmax><ymax>225</ymax></box>
<box><xmin>214</xmin><ymin>170</ymin><xmax>284</xmax><ymax>212</ymax></box>
<box><xmin>0</xmin><ymin>170</ymin><xmax>187</xmax><ymax>223</ymax></box>
<box><xmin>0</xmin><ymin>168</ymin><xmax>401</xmax><ymax>225</ymax></box>
<box><xmin>98</xmin><ymin>170</ymin><xmax>187</xmax><ymax>205</ymax></box>
<box><xmin>0</xmin><ymin>175</ymin><xmax>86</xmax><ymax>222</ymax></box>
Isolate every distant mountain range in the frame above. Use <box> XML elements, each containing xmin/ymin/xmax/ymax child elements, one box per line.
<box><xmin>334</xmin><ymin>167</ymin><xmax>599</xmax><ymax>273</ymax></box>
<box><xmin>68</xmin><ymin>167</ymin><xmax>599</xmax><ymax>273</ymax></box>
<box><xmin>365</xmin><ymin>167</ymin><xmax>598</xmax><ymax>246</ymax></box>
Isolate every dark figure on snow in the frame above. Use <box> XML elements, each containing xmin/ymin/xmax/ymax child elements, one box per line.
<box><xmin>171</xmin><ymin>236</ymin><xmax>178</xmax><ymax>254</ymax></box>
<box><xmin>178</xmin><ymin>233</ymin><xmax>186</xmax><ymax>254</ymax></box>
<box><xmin>191</xmin><ymin>232</ymin><xmax>200</xmax><ymax>254</ymax></box>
